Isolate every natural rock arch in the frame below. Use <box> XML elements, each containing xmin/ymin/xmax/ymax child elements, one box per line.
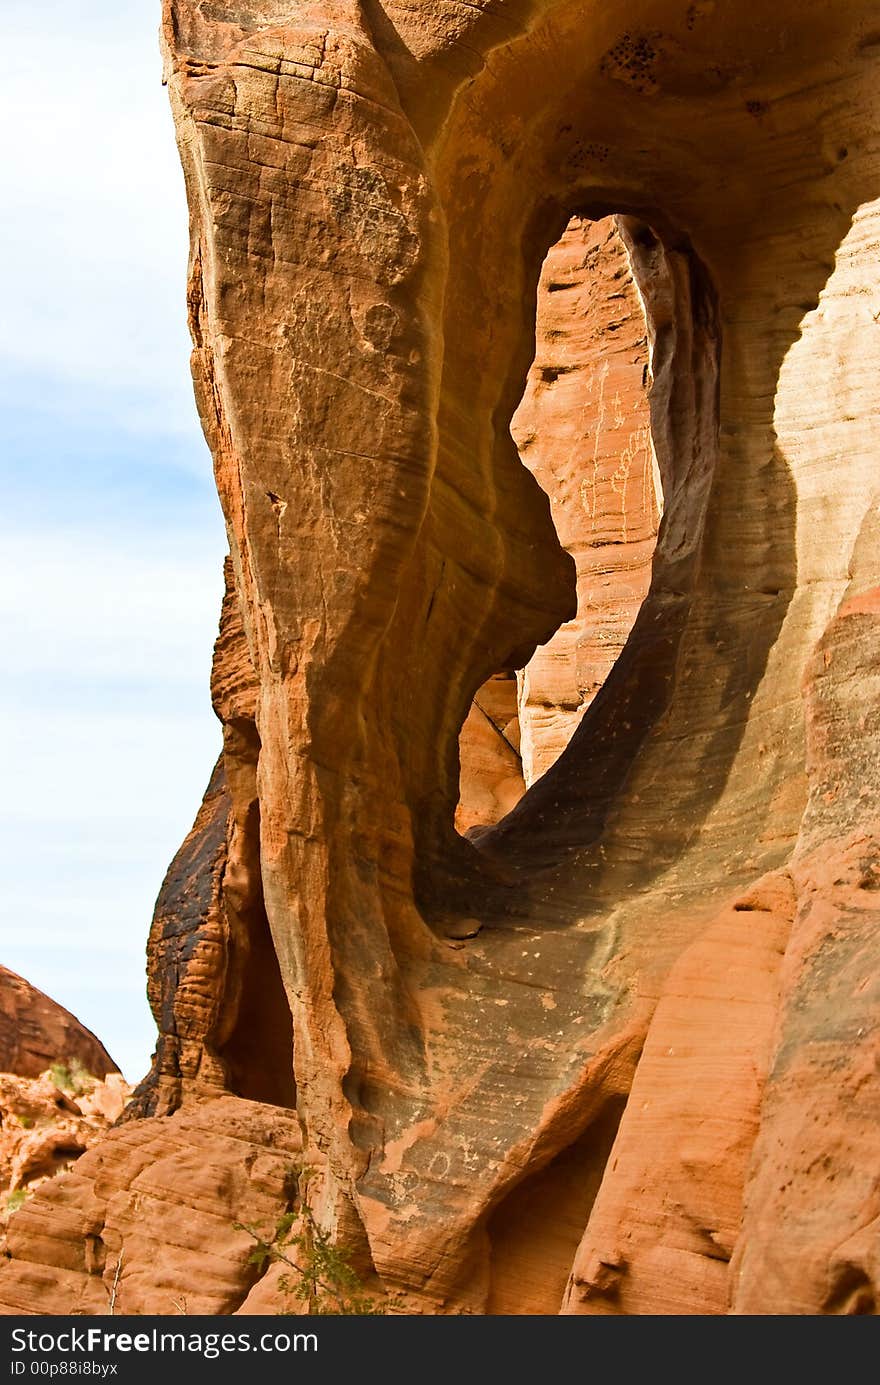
<box><xmin>456</xmin><ymin>213</ymin><xmax>664</xmax><ymax>835</ymax></box>
<box><xmin>4</xmin><ymin>0</ymin><xmax>880</xmax><ymax>1316</ymax></box>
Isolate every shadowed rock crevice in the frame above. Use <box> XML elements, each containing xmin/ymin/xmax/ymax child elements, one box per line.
<box><xmin>214</xmin><ymin>717</ymin><xmax>296</xmax><ymax>1110</ymax></box>
<box><xmin>130</xmin><ymin>561</ymin><xmax>295</xmax><ymax>1119</ymax></box>
<box><xmin>486</xmin><ymin>1096</ymin><xmax>626</xmax><ymax>1314</ymax></box>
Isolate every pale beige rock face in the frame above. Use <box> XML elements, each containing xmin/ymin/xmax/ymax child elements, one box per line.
<box><xmin>4</xmin><ymin>0</ymin><xmax>880</xmax><ymax>1317</ymax></box>
<box><xmin>562</xmin><ymin>872</ymin><xmax>794</xmax><ymax>1315</ymax></box>
<box><xmin>731</xmin><ymin>574</ymin><xmax>880</xmax><ymax>1315</ymax></box>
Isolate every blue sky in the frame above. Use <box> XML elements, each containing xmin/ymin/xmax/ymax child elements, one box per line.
<box><xmin>1</xmin><ymin>2</ymin><xmax>227</xmax><ymax>1080</ymax></box>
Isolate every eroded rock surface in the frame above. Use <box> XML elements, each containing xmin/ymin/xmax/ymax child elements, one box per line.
<box><xmin>0</xmin><ymin>973</ymin><xmax>128</xmax><ymax>1251</ymax></box>
<box><xmin>0</xmin><ymin>1071</ymin><xmax>130</xmax><ymax>1240</ymax></box>
<box><xmin>131</xmin><ymin>557</ymin><xmax>295</xmax><ymax>1120</ymax></box>
<box><xmin>0</xmin><ymin>1097</ymin><xmax>299</xmax><ymax>1316</ymax></box>
<box><xmin>0</xmin><ymin>968</ymin><xmax>117</xmax><ymax>1083</ymax></box>
<box><xmin>456</xmin><ymin>671</ymin><xmax>524</xmax><ymax>835</ymax></box>
<box><xmin>512</xmin><ymin>214</ymin><xmax>659</xmax><ymax>787</ymax></box>
<box><xmin>4</xmin><ymin>0</ymin><xmax>880</xmax><ymax>1316</ymax></box>
<box><xmin>457</xmin><ymin>215</ymin><xmax>657</xmax><ymax>827</ymax></box>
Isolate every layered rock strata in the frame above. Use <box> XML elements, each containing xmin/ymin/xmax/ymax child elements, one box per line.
<box><xmin>130</xmin><ymin>558</ymin><xmax>295</xmax><ymax>1119</ymax></box>
<box><xmin>512</xmin><ymin>214</ymin><xmax>659</xmax><ymax>788</ymax></box>
<box><xmin>0</xmin><ymin>1098</ymin><xmax>299</xmax><ymax>1316</ymax></box>
<box><xmin>0</xmin><ymin>1071</ymin><xmax>130</xmax><ymax>1240</ymax></box>
<box><xmin>0</xmin><ymin>973</ymin><xmax>128</xmax><ymax>1248</ymax></box>
<box><xmin>4</xmin><ymin>0</ymin><xmax>880</xmax><ymax>1316</ymax></box>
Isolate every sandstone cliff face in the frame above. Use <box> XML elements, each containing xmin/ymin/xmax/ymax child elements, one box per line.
<box><xmin>0</xmin><ymin>968</ymin><xmax>117</xmax><ymax>1083</ymax></box>
<box><xmin>0</xmin><ymin>973</ymin><xmax>128</xmax><ymax>1250</ymax></box>
<box><xmin>131</xmin><ymin>557</ymin><xmax>295</xmax><ymax>1119</ymax></box>
<box><xmin>0</xmin><ymin>1097</ymin><xmax>299</xmax><ymax>1316</ymax></box>
<box><xmin>0</xmin><ymin>1072</ymin><xmax>130</xmax><ymax>1240</ymax></box>
<box><xmin>4</xmin><ymin>0</ymin><xmax>880</xmax><ymax>1316</ymax></box>
<box><xmin>456</xmin><ymin>671</ymin><xmax>524</xmax><ymax>835</ymax></box>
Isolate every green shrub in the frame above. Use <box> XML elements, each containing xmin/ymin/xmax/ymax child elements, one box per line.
<box><xmin>49</xmin><ymin>1059</ymin><xmax>92</xmax><ymax>1096</ymax></box>
<box><xmin>49</xmin><ymin>1062</ymin><xmax>72</xmax><ymax>1091</ymax></box>
<box><xmin>235</xmin><ymin>1165</ymin><xmax>383</xmax><ymax>1315</ymax></box>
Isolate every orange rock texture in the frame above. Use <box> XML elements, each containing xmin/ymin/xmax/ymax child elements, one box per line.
<box><xmin>0</xmin><ymin>1097</ymin><xmax>299</xmax><ymax>1316</ymax></box>
<box><xmin>0</xmin><ymin>972</ymin><xmax>128</xmax><ymax>1251</ymax></box>
<box><xmin>457</xmin><ymin>215</ymin><xmax>657</xmax><ymax>829</ymax></box>
<box><xmin>0</xmin><ymin>1071</ymin><xmax>130</xmax><ymax>1242</ymax></box>
<box><xmin>4</xmin><ymin>0</ymin><xmax>880</xmax><ymax>1315</ymax></box>
<box><xmin>0</xmin><ymin>968</ymin><xmax>117</xmax><ymax>1083</ymax></box>
<box><xmin>129</xmin><ymin>557</ymin><xmax>295</xmax><ymax>1120</ymax></box>
<box><xmin>512</xmin><ymin>214</ymin><xmax>659</xmax><ymax>787</ymax></box>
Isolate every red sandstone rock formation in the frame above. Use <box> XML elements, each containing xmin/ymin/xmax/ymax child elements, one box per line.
<box><xmin>130</xmin><ymin>557</ymin><xmax>295</xmax><ymax>1119</ymax></box>
<box><xmin>732</xmin><ymin>565</ymin><xmax>880</xmax><ymax>1315</ymax></box>
<box><xmin>0</xmin><ymin>968</ymin><xmax>117</xmax><ymax>1082</ymax></box>
<box><xmin>0</xmin><ymin>1097</ymin><xmax>298</xmax><ymax>1315</ymax></box>
<box><xmin>4</xmin><ymin>0</ymin><xmax>880</xmax><ymax>1316</ymax></box>
<box><xmin>456</xmin><ymin>671</ymin><xmax>524</xmax><ymax>834</ymax></box>
<box><xmin>457</xmin><ymin>215</ymin><xmax>656</xmax><ymax>828</ymax></box>
<box><xmin>512</xmin><ymin>214</ymin><xmax>659</xmax><ymax>786</ymax></box>
<box><xmin>0</xmin><ymin>973</ymin><xmax>128</xmax><ymax>1248</ymax></box>
<box><xmin>0</xmin><ymin>1071</ymin><xmax>130</xmax><ymax>1240</ymax></box>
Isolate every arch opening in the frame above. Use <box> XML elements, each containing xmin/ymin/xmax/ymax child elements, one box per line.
<box><xmin>456</xmin><ymin>213</ymin><xmax>663</xmax><ymax>836</ymax></box>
